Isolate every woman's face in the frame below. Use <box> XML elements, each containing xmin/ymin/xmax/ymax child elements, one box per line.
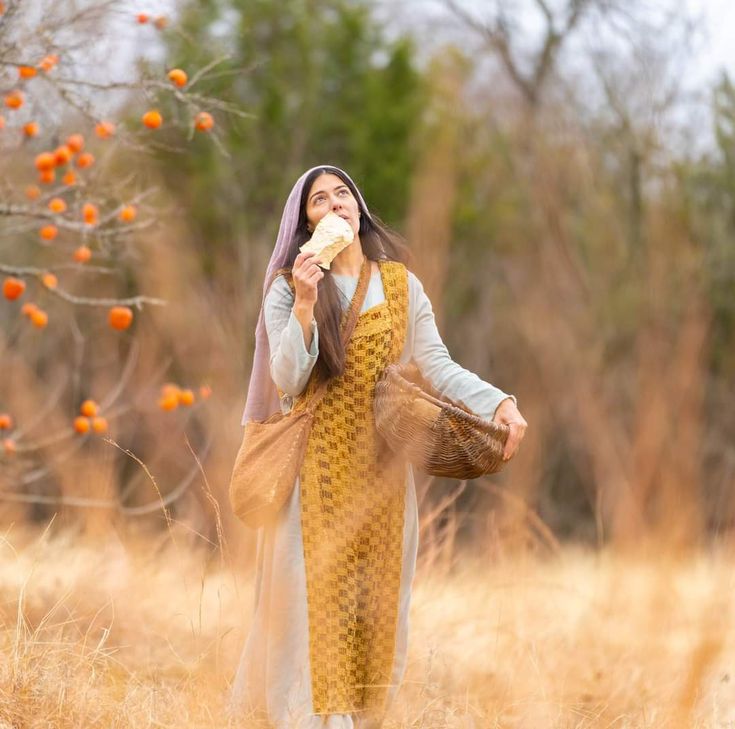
<box><xmin>304</xmin><ymin>173</ymin><xmax>361</xmax><ymax>236</ymax></box>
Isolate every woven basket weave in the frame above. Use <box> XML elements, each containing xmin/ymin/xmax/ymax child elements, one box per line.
<box><xmin>374</xmin><ymin>362</ymin><xmax>510</xmax><ymax>478</ymax></box>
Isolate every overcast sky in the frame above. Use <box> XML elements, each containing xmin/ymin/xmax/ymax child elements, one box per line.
<box><xmin>391</xmin><ymin>0</ymin><xmax>735</xmax><ymax>83</ymax></box>
<box><xmin>130</xmin><ymin>0</ymin><xmax>735</xmax><ymax>87</ymax></box>
<box><xmin>679</xmin><ymin>0</ymin><xmax>735</xmax><ymax>84</ymax></box>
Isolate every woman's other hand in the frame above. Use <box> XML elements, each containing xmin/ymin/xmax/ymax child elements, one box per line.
<box><xmin>292</xmin><ymin>250</ymin><xmax>324</xmax><ymax>310</ymax></box>
<box><xmin>492</xmin><ymin>398</ymin><xmax>528</xmax><ymax>461</ymax></box>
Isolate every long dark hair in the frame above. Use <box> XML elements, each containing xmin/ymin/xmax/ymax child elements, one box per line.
<box><xmin>283</xmin><ymin>166</ymin><xmax>412</xmax><ymax>383</ymax></box>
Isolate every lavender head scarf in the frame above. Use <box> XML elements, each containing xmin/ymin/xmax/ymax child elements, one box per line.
<box><xmin>240</xmin><ymin>165</ymin><xmax>374</xmax><ymax>426</ymax></box>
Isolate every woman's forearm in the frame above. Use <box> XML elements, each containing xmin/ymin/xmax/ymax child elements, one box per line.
<box><xmin>264</xmin><ymin>277</ymin><xmax>319</xmax><ymax>397</ymax></box>
<box><xmin>293</xmin><ymin>300</ymin><xmax>315</xmax><ymax>351</ymax></box>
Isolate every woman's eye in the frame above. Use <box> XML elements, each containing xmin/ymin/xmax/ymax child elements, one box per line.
<box><xmin>338</xmin><ymin>189</ymin><xmax>348</xmax><ymax>196</ymax></box>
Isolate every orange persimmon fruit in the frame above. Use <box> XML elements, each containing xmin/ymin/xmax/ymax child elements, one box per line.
<box><xmin>75</xmin><ymin>151</ymin><xmax>94</xmax><ymax>169</ymax></box>
<box><xmin>168</xmin><ymin>68</ymin><xmax>187</xmax><ymax>87</ymax></box>
<box><xmin>142</xmin><ymin>109</ymin><xmax>162</xmax><ymax>129</ymax></box>
<box><xmin>48</xmin><ymin>197</ymin><xmax>66</xmax><ymax>213</ymax></box>
<box><xmin>66</xmin><ymin>133</ymin><xmax>84</xmax><ymax>152</ymax></box>
<box><xmin>53</xmin><ymin>145</ymin><xmax>72</xmax><ymax>166</ymax></box>
<box><xmin>41</xmin><ymin>272</ymin><xmax>57</xmax><ymax>289</ymax></box>
<box><xmin>178</xmin><ymin>388</ymin><xmax>195</xmax><ymax>406</ymax></box>
<box><xmin>73</xmin><ymin>245</ymin><xmax>91</xmax><ymax>263</ymax></box>
<box><xmin>39</xmin><ymin>224</ymin><xmax>58</xmax><ymax>241</ymax></box>
<box><xmin>4</xmin><ymin>90</ymin><xmax>23</xmax><ymax>109</ymax></box>
<box><xmin>108</xmin><ymin>305</ymin><xmax>133</xmax><ymax>330</ymax></box>
<box><xmin>39</xmin><ymin>55</ymin><xmax>59</xmax><ymax>73</ymax></box>
<box><xmin>118</xmin><ymin>205</ymin><xmax>137</xmax><ymax>222</ymax></box>
<box><xmin>3</xmin><ymin>277</ymin><xmax>25</xmax><ymax>300</ymax></box>
<box><xmin>194</xmin><ymin>111</ymin><xmax>214</xmax><ymax>132</ymax></box>
<box><xmin>35</xmin><ymin>152</ymin><xmax>56</xmax><ymax>171</ymax></box>
<box><xmin>30</xmin><ymin>308</ymin><xmax>48</xmax><ymax>328</ymax></box>
<box><xmin>94</xmin><ymin>120</ymin><xmax>116</xmax><ymax>139</ymax></box>
<box><xmin>158</xmin><ymin>393</ymin><xmax>179</xmax><ymax>411</ymax></box>
<box><xmin>82</xmin><ymin>202</ymin><xmax>98</xmax><ymax>225</ymax></box>
<box><xmin>80</xmin><ymin>399</ymin><xmax>98</xmax><ymax>417</ymax></box>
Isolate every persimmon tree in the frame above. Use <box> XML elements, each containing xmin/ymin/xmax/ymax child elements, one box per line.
<box><xmin>0</xmin><ymin>1</ymin><xmax>244</xmax><ymax>526</ymax></box>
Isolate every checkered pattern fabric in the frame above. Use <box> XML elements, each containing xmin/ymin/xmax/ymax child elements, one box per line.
<box><xmin>296</xmin><ymin>260</ymin><xmax>409</xmax><ymax>714</ymax></box>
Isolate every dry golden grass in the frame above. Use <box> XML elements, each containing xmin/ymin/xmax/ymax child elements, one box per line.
<box><xmin>0</xmin><ymin>521</ymin><xmax>733</xmax><ymax>728</ymax></box>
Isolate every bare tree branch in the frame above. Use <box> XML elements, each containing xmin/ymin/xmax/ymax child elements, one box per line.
<box><xmin>0</xmin><ymin>262</ymin><xmax>166</xmax><ymax>308</ymax></box>
<box><xmin>0</xmin><ymin>432</ymin><xmax>214</xmax><ymax>517</ymax></box>
<box><xmin>442</xmin><ymin>0</ymin><xmax>600</xmax><ymax>108</ymax></box>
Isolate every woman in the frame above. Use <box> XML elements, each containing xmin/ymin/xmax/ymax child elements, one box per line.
<box><xmin>228</xmin><ymin>165</ymin><xmax>527</xmax><ymax>728</ymax></box>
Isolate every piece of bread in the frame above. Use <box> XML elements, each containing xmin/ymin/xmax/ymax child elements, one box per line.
<box><xmin>299</xmin><ymin>211</ymin><xmax>354</xmax><ymax>269</ymax></box>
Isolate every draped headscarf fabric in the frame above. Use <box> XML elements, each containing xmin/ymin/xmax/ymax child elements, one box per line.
<box><xmin>240</xmin><ymin>165</ymin><xmax>374</xmax><ymax>426</ymax></box>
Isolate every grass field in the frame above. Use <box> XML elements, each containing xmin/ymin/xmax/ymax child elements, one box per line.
<box><xmin>1</xmin><ymin>521</ymin><xmax>733</xmax><ymax>728</ymax></box>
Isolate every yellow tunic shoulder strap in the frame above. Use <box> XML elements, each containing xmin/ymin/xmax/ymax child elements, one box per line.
<box><xmin>377</xmin><ymin>259</ymin><xmax>409</xmax><ymax>363</ymax></box>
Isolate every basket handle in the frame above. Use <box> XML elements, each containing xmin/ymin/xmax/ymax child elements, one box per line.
<box><xmin>385</xmin><ymin>363</ymin><xmax>511</xmax><ymax>439</ymax></box>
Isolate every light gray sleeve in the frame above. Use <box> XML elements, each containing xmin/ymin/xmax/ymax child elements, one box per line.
<box><xmin>263</xmin><ymin>275</ymin><xmax>319</xmax><ymax>397</ymax></box>
<box><xmin>408</xmin><ymin>271</ymin><xmax>516</xmax><ymax>421</ymax></box>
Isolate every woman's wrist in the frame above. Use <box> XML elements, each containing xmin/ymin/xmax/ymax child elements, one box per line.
<box><xmin>492</xmin><ymin>396</ymin><xmax>518</xmax><ymax>421</ymax></box>
<box><xmin>293</xmin><ymin>299</ymin><xmax>314</xmax><ymax>318</ymax></box>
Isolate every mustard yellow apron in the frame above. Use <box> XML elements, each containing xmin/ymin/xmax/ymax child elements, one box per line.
<box><xmin>293</xmin><ymin>260</ymin><xmax>409</xmax><ymax>715</ymax></box>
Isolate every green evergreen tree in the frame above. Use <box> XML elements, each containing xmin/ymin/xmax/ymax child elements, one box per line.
<box><xmin>151</xmin><ymin>0</ymin><xmax>426</xmax><ymax>274</ymax></box>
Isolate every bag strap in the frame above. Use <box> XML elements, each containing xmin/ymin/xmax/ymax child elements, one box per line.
<box><xmin>276</xmin><ymin>256</ymin><xmax>372</xmax><ymax>414</ymax></box>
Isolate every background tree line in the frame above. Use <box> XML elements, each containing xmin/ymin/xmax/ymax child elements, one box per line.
<box><xmin>3</xmin><ymin>0</ymin><xmax>733</xmax><ymax>553</ymax></box>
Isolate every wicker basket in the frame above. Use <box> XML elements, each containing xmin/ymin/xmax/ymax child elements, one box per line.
<box><xmin>374</xmin><ymin>362</ymin><xmax>510</xmax><ymax>478</ymax></box>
